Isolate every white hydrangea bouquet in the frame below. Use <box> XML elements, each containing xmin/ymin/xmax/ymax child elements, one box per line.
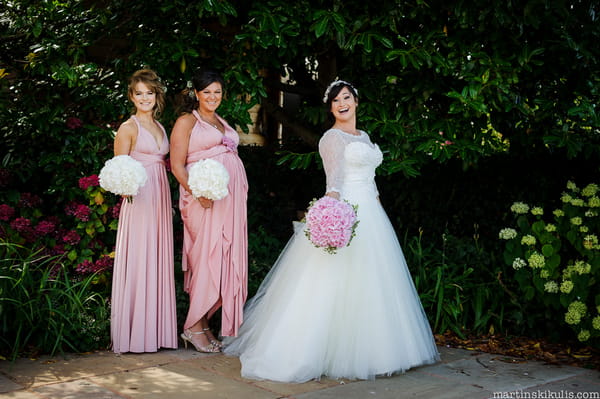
<box><xmin>187</xmin><ymin>158</ymin><xmax>229</xmax><ymax>200</ymax></box>
<box><xmin>99</xmin><ymin>155</ymin><xmax>147</xmax><ymax>201</ymax></box>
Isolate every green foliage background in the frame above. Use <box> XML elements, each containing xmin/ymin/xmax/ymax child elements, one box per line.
<box><xmin>1</xmin><ymin>0</ymin><xmax>599</xmax><ymax>355</ymax></box>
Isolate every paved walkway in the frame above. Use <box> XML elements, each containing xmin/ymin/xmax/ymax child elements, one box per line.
<box><xmin>0</xmin><ymin>346</ymin><xmax>598</xmax><ymax>398</ymax></box>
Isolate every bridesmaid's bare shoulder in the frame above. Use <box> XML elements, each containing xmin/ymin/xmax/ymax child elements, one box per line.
<box><xmin>171</xmin><ymin>112</ymin><xmax>196</xmax><ymax>141</ymax></box>
<box><xmin>115</xmin><ymin>118</ymin><xmax>137</xmax><ymax>140</ymax></box>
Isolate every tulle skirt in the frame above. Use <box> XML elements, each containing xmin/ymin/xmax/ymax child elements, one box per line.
<box><xmin>224</xmin><ymin>190</ymin><xmax>439</xmax><ymax>382</ymax></box>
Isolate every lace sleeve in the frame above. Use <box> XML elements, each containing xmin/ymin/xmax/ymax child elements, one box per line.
<box><xmin>318</xmin><ymin>130</ymin><xmax>345</xmax><ymax>194</ymax></box>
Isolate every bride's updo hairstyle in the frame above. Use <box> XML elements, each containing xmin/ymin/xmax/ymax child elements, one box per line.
<box><xmin>177</xmin><ymin>68</ymin><xmax>226</xmax><ymax>115</ymax></box>
<box><xmin>128</xmin><ymin>69</ymin><xmax>166</xmax><ymax>118</ymax></box>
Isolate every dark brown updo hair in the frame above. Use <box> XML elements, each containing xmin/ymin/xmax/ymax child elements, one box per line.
<box><xmin>177</xmin><ymin>68</ymin><xmax>225</xmax><ymax>115</ymax></box>
<box><xmin>127</xmin><ymin>69</ymin><xmax>166</xmax><ymax>118</ymax></box>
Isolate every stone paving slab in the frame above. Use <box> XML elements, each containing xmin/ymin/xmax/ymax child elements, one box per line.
<box><xmin>33</xmin><ymin>379</ymin><xmax>125</xmax><ymax>399</ymax></box>
<box><xmin>295</xmin><ymin>369</ymin><xmax>490</xmax><ymax>399</ymax></box>
<box><xmin>0</xmin><ymin>374</ymin><xmax>22</xmax><ymax>394</ymax></box>
<box><xmin>0</xmin><ymin>392</ymin><xmax>42</xmax><ymax>399</ymax></box>
<box><xmin>0</xmin><ymin>346</ymin><xmax>598</xmax><ymax>399</ymax></box>
<box><xmin>422</xmin><ymin>351</ymin><xmax>588</xmax><ymax>393</ymax></box>
<box><xmin>91</xmin><ymin>362</ymin><xmax>273</xmax><ymax>399</ymax></box>
<box><xmin>182</xmin><ymin>353</ymin><xmax>343</xmax><ymax>397</ymax></box>
<box><xmin>0</xmin><ymin>351</ymin><xmax>145</xmax><ymax>389</ymax></box>
<box><xmin>521</xmin><ymin>372</ymin><xmax>600</xmax><ymax>396</ymax></box>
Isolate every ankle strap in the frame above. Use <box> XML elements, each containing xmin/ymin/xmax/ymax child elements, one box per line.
<box><xmin>186</xmin><ymin>330</ymin><xmax>206</xmax><ymax>336</ymax></box>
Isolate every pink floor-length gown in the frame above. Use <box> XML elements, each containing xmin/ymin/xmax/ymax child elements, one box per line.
<box><xmin>180</xmin><ymin>110</ymin><xmax>248</xmax><ymax>337</ymax></box>
<box><xmin>110</xmin><ymin>116</ymin><xmax>177</xmax><ymax>353</ymax></box>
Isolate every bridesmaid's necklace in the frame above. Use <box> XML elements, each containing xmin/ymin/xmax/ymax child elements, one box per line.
<box><xmin>198</xmin><ymin>112</ymin><xmax>221</xmax><ymax>132</ymax></box>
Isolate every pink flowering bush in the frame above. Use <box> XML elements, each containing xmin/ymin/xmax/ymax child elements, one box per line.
<box><xmin>35</xmin><ymin>220</ymin><xmax>57</xmax><ymax>236</ymax></box>
<box><xmin>0</xmin><ymin>170</ymin><xmax>119</xmax><ymax>288</ymax></box>
<box><xmin>0</xmin><ymin>204</ymin><xmax>15</xmax><ymax>221</ymax></box>
<box><xmin>63</xmin><ymin>174</ymin><xmax>119</xmax><ymax>282</ymax></box>
<box><xmin>304</xmin><ymin>196</ymin><xmax>359</xmax><ymax>254</ymax></box>
<box><xmin>79</xmin><ymin>175</ymin><xmax>100</xmax><ymax>190</ymax></box>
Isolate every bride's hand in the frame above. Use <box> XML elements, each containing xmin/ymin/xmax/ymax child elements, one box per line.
<box><xmin>198</xmin><ymin>197</ymin><xmax>213</xmax><ymax>208</ymax></box>
<box><xmin>325</xmin><ymin>192</ymin><xmax>340</xmax><ymax>200</ymax></box>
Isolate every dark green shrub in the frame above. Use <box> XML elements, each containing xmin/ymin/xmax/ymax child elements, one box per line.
<box><xmin>0</xmin><ymin>242</ymin><xmax>110</xmax><ymax>360</ymax></box>
<box><xmin>500</xmin><ymin>181</ymin><xmax>600</xmax><ymax>346</ymax></box>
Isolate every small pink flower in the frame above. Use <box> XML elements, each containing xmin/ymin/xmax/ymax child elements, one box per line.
<box><xmin>73</xmin><ymin>204</ymin><xmax>91</xmax><ymax>221</ymax></box>
<box><xmin>443</xmin><ymin>140</ymin><xmax>454</xmax><ymax>146</ymax></box>
<box><xmin>110</xmin><ymin>201</ymin><xmax>122</xmax><ymax>218</ymax></box>
<box><xmin>0</xmin><ymin>204</ymin><xmax>15</xmax><ymax>221</ymax></box>
<box><xmin>10</xmin><ymin>217</ymin><xmax>32</xmax><ymax>232</ymax></box>
<box><xmin>95</xmin><ymin>255</ymin><xmax>113</xmax><ymax>272</ymax></box>
<box><xmin>66</xmin><ymin>117</ymin><xmax>83</xmax><ymax>130</ymax></box>
<box><xmin>64</xmin><ymin>201</ymin><xmax>79</xmax><ymax>216</ymax></box>
<box><xmin>76</xmin><ymin>255</ymin><xmax>113</xmax><ymax>275</ymax></box>
<box><xmin>35</xmin><ymin>220</ymin><xmax>57</xmax><ymax>236</ymax></box>
<box><xmin>51</xmin><ymin>243</ymin><xmax>67</xmax><ymax>255</ymax></box>
<box><xmin>62</xmin><ymin>230</ymin><xmax>81</xmax><ymax>245</ymax></box>
<box><xmin>76</xmin><ymin>259</ymin><xmax>94</xmax><ymax>274</ymax></box>
<box><xmin>18</xmin><ymin>192</ymin><xmax>42</xmax><ymax>208</ymax></box>
<box><xmin>78</xmin><ymin>175</ymin><xmax>99</xmax><ymax>190</ymax></box>
<box><xmin>222</xmin><ymin>135</ymin><xmax>238</xmax><ymax>152</ymax></box>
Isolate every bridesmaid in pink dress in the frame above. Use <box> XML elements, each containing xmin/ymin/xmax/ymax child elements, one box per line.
<box><xmin>171</xmin><ymin>68</ymin><xmax>248</xmax><ymax>353</ymax></box>
<box><xmin>110</xmin><ymin>69</ymin><xmax>177</xmax><ymax>353</ymax></box>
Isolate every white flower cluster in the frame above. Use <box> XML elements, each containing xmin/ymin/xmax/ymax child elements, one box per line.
<box><xmin>531</xmin><ymin>206</ymin><xmax>544</xmax><ymax>215</ymax></box>
<box><xmin>581</xmin><ymin>183</ymin><xmax>598</xmax><ymax>197</ymax></box>
<box><xmin>520</xmin><ymin>234</ymin><xmax>536</xmax><ymax>246</ymax></box>
<box><xmin>498</xmin><ymin>228</ymin><xmax>517</xmax><ymax>240</ymax></box>
<box><xmin>553</xmin><ymin>209</ymin><xmax>565</xmax><ymax>217</ymax></box>
<box><xmin>99</xmin><ymin>155</ymin><xmax>147</xmax><ymax>196</ymax></box>
<box><xmin>512</xmin><ymin>257</ymin><xmax>527</xmax><ymax>270</ymax></box>
<box><xmin>545</xmin><ymin>223</ymin><xmax>557</xmax><ymax>232</ymax></box>
<box><xmin>528</xmin><ymin>252</ymin><xmax>545</xmax><ymax>268</ymax></box>
<box><xmin>544</xmin><ymin>281</ymin><xmax>558</xmax><ymax>293</ymax></box>
<box><xmin>188</xmin><ymin>158</ymin><xmax>229</xmax><ymax>200</ymax></box>
<box><xmin>510</xmin><ymin>201</ymin><xmax>529</xmax><ymax>214</ymax></box>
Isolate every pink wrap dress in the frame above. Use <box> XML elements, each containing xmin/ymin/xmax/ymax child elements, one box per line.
<box><xmin>180</xmin><ymin>110</ymin><xmax>248</xmax><ymax>337</ymax></box>
<box><xmin>110</xmin><ymin>116</ymin><xmax>177</xmax><ymax>353</ymax></box>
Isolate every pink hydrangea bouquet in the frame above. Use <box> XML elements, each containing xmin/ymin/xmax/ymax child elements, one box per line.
<box><xmin>188</xmin><ymin>158</ymin><xmax>229</xmax><ymax>200</ymax></box>
<box><xmin>99</xmin><ymin>155</ymin><xmax>147</xmax><ymax>201</ymax></box>
<box><xmin>304</xmin><ymin>196</ymin><xmax>359</xmax><ymax>254</ymax></box>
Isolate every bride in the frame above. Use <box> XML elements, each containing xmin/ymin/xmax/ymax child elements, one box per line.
<box><xmin>223</xmin><ymin>80</ymin><xmax>439</xmax><ymax>382</ymax></box>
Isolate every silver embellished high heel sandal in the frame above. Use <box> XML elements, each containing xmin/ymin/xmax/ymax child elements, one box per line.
<box><xmin>181</xmin><ymin>329</ymin><xmax>221</xmax><ymax>353</ymax></box>
<box><xmin>203</xmin><ymin>327</ymin><xmax>223</xmax><ymax>348</ymax></box>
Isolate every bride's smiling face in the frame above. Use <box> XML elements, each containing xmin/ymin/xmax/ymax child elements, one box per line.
<box><xmin>330</xmin><ymin>87</ymin><xmax>357</xmax><ymax>122</ymax></box>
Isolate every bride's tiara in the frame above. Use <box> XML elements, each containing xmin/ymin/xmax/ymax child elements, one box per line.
<box><xmin>322</xmin><ymin>80</ymin><xmax>358</xmax><ymax>103</ymax></box>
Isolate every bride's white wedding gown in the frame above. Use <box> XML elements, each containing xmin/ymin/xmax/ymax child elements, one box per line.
<box><xmin>223</xmin><ymin>128</ymin><xmax>439</xmax><ymax>382</ymax></box>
